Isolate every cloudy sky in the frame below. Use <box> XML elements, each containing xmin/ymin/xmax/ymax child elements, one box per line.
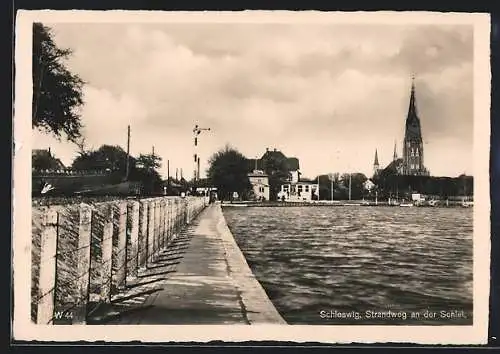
<box><xmin>33</xmin><ymin>19</ymin><xmax>474</xmax><ymax>179</ymax></box>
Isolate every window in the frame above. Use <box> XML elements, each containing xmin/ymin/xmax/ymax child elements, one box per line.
<box><xmin>305</xmin><ymin>185</ymin><xmax>310</xmax><ymax>192</ymax></box>
<box><xmin>298</xmin><ymin>185</ymin><xmax>303</xmax><ymax>193</ymax></box>
<box><xmin>415</xmin><ymin>150</ymin><xmax>419</xmax><ymax>156</ymax></box>
<box><xmin>411</xmin><ymin>149</ymin><xmax>414</xmax><ymax>157</ymax></box>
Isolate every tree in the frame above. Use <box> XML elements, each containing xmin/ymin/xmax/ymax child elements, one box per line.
<box><xmin>136</xmin><ymin>153</ymin><xmax>162</xmax><ymax>170</ymax></box>
<box><xmin>339</xmin><ymin>172</ymin><xmax>367</xmax><ymax>200</ymax></box>
<box><xmin>71</xmin><ymin>144</ymin><xmax>134</xmax><ymax>184</ymax></box>
<box><xmin>131</xmin><ymin>167</ymin><xmax>163</xmax><ymax>195</ymax></box>
<box><xmin>72</xmin><ymin>145</ymin><xmax>131</xmax><ymax>171</ymax></box>
<box><xmin>32</xmin><ymin>151</ymin><xmax>64</xmax><ymax>171</ymax></box>
<box><xmin>134</xmin><ymin>153</ymin><xmax>163</xmax><ymax>195</ymax></box>
<box><xmin>261</xmin><ymin>154</ymin><xmax>290</xmax><ymax>201</ymax></box>
<box><xmin>33</xmin><ymin>23</ymin><xmax>85</xmax><ymax>143</ymax></box>
<box><xmin>70</xmin><ymin>144</ymin><xmax>166</xmax><ymax>195</ymax></box>
<box><xmin>207</xmin><ymin>145</ymin><xmax>252</xmax><ymax>201</ymax></box>
<box><xmin>74</xmin><ymin>137</ymin><xmax>90</xmax><ymax>157</ymax></box>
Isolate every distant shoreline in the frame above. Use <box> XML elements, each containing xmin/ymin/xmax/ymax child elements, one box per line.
<box><xmin>221</xmin><ymin>200</ymin><xmax>473</xmax><ymax>208</ymax></box>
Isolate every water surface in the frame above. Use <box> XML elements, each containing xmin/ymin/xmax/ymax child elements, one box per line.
<box><xmin>223</xmin><ymin>206</ymin><xmax>473</xmax><ymax>325</ymax></box>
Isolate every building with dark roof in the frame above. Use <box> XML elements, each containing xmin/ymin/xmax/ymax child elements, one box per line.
<box><xmin>246</xmin><ymin>148</ymin><xmax>302</xmax><ymax>200</ymax></box>
<box><xmin>247</xmin><ymin>147</ymin><xmax>301</xmax><ymax>181</ymax></box>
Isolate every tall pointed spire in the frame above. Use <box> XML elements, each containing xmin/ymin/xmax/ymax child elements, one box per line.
<box><xmin>405</xmin><ymin>74</ymin><xmax>422</xmax><ymax>141</ymax></box>
<box><xmin>402</xmin><ymin>74</ymin><xmax>429</xmax><ymax>176</ymax></box>
<box><xmin>408</xmin><ymin>74</ymin><xmax>417</xmax><ymax>117</ymax></box>
<box><xmin>393</xmin><ymin>140</ymin><xmax>398</xmax><ymax>161</ymax></box>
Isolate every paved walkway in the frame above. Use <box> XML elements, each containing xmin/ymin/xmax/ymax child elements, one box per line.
<box><xmin>99</xmin><ymin>203</ymin><xmax>285</xmax><ymax>325</ymax></box>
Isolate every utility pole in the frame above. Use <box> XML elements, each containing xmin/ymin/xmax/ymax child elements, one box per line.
<box><xmin>316</xmin><ymin>175</ymin><xmax>320</xmax><ymax>201</ymax></box>
<box><xmin>176</xmin><ymin>168</ymin><xmax>178</xmax><ymax>180</ymax></box>
<box><xmin>197</xmin><ymin>157</ymin><xmax>201</xmax><ymax>181</ymax></box>
<box><xmin>167</xmin><ymin>159</ymin><xmax>170</xmax><ymax>193</ymax></box>
<box><xmin>329</xmin><ymin>173</ymin><xmax>334</xmax><ymax>201</ymax></box>
<box><xmin>349</xmin><ymin>173</ymin><xmax>352</xmax><ymax>201</ymax></box>
<box><xmin>125</xmin><ymin>125</ymin><xmax>131</xmax><ymax>180</ymax></box>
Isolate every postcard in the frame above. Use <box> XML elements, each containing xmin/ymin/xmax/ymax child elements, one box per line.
<box><xmin>13</xmin><ymin>10</ymin><xmax>491</xmax><ymax>344</ymax></box>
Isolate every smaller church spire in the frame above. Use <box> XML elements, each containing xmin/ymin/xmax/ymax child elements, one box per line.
<box><xmin>393</xmin><ymin>140</ymin><xmax>398</xmax><ymax>161</ymax></box>
<box><xmin>373</xmin><ymin>149</ymin><xmax>380</xmax><ymax>176</ymax></box>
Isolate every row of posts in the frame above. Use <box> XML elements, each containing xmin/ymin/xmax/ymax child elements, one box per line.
<box><xmin>34</xmin><ymin>196</ymin><xmax>209</xmax><ymax>325</ymax></box>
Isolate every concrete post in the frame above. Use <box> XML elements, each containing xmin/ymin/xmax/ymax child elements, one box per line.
<box><xmin>100</xmin><ymin>204</ymin><xmax>113</xmax><ymax>302</ymax></box>
<box><xmin>170</xmin><ymin>199</ymin><xmax>175</xmax><ymax>242</ymax></box>
<box><xmin>36</xmin><ymin>207</ymin><xmax>58</xmax><ymax>324</ymax></box>
<box><xmin>112</xmin><ymin>201</ymin><xmax>127</xmax><ymax>291</ymax></box>
<box><xmin>73</xmin><ymin>203</ymin><xmax>92</xmax><ymax>324</ymax></box>
<box><xmin>138</xmin><ymin>200</ymin><xmax>148</xmax><ymax>268</ymax></box>
<box><xmin>147</xmin><ymin>200</ymin><xmax>155</xmax><ymax>264</ymax></box>
<box><xmin>168</xmin><ymin>199</ymin><xmax>173</xmax><ymax>244</ymax></box>
<box><xmin>153</xmin><ymin>200</ymin><xmax>160</xmax><ymax>257</ymax></box>
<box><xmin>173</xmin><ymin>199</ymin><xmax>179</xmax><ymax>239</ymax></box>
<box><xmin>163</xmin><ymin>199</ymin><xmax>169</xmax><ymax>247</ymax></box>
<box><xmin>159</xmin><ymin>199</ymin><xmax>165</xmax><ymax>248</ymax></box>
<box><xmin>185</xmin><ymin>198</ymin><xmax>190</xmax><ymax>224</ymax></box>
<box><xmin>127</xmin><ymin>201</ymin><xmax>140</xmax><ymax>279</ymax></box>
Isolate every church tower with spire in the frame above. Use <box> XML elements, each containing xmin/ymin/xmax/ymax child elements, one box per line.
<box><xmin>402</xmin><ymin>76</ymin><xmax>429</xmax><ymax>176</ymax></box>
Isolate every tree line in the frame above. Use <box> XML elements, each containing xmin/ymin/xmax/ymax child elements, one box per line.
<box><xmin>205</xmin><ymin>145</ymin><xmax>371</xmax><ymax>201</ymax></box>
<box><xmin>32</xmin><ymin>145</ymin><xmax>166</xmax><ymax>195</ymax></box>
<box><xmin>206</xmin><ymin>145</ymin><xmax>473</xmax><ymax>202</ymax></box>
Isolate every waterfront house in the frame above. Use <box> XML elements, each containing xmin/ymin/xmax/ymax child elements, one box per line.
<box><xmin>247</xmin><ymin>148</ymin><xmax>301</xmax><ymax>200</ymax></box>
<box><xmin>248</xmin><ymin>170</ymin><xmax>270</xmax><ymax>201</ymax></box>
<box><xmin>278</xmin><ymin>181</ymin><xmax>319</xmax><ymax>202</ymax></box>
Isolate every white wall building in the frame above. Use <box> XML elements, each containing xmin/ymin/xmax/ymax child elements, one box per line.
<box><xmin>248</xmin><ymin>170</ymin><xmax>270</xmax><ymax>201</ymax></box>
<box><xmin>278</xmin><ymin>181</ymin><xmax>319</xmax><ymax>202</ymax></box>
<box><xmin>289</xmin><ymin>170</ymin><xmax>300</xmax><ymax>183</ymax></box>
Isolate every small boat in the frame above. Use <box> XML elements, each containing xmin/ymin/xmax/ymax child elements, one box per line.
<box><xmin>461</xmin><ymin>201</ymin><xmax>474</xmax><ymax>208</ymax></box>
<box><xmin>399</xmin><ymin>203</ymin><xmax>414</xmax><ymax>207</ymax></box>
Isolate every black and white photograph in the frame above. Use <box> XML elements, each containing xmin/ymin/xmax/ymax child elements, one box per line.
<box><xmin>13</xmin><ymin>10</ymin><xmax>490</xmax><ymax>344</ymax></box>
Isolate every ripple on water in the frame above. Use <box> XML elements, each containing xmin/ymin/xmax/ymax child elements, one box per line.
<box><xmin>223</xmin><ymin>206</ymin><xmax>473</xmax><ymax>325</ymax></box>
